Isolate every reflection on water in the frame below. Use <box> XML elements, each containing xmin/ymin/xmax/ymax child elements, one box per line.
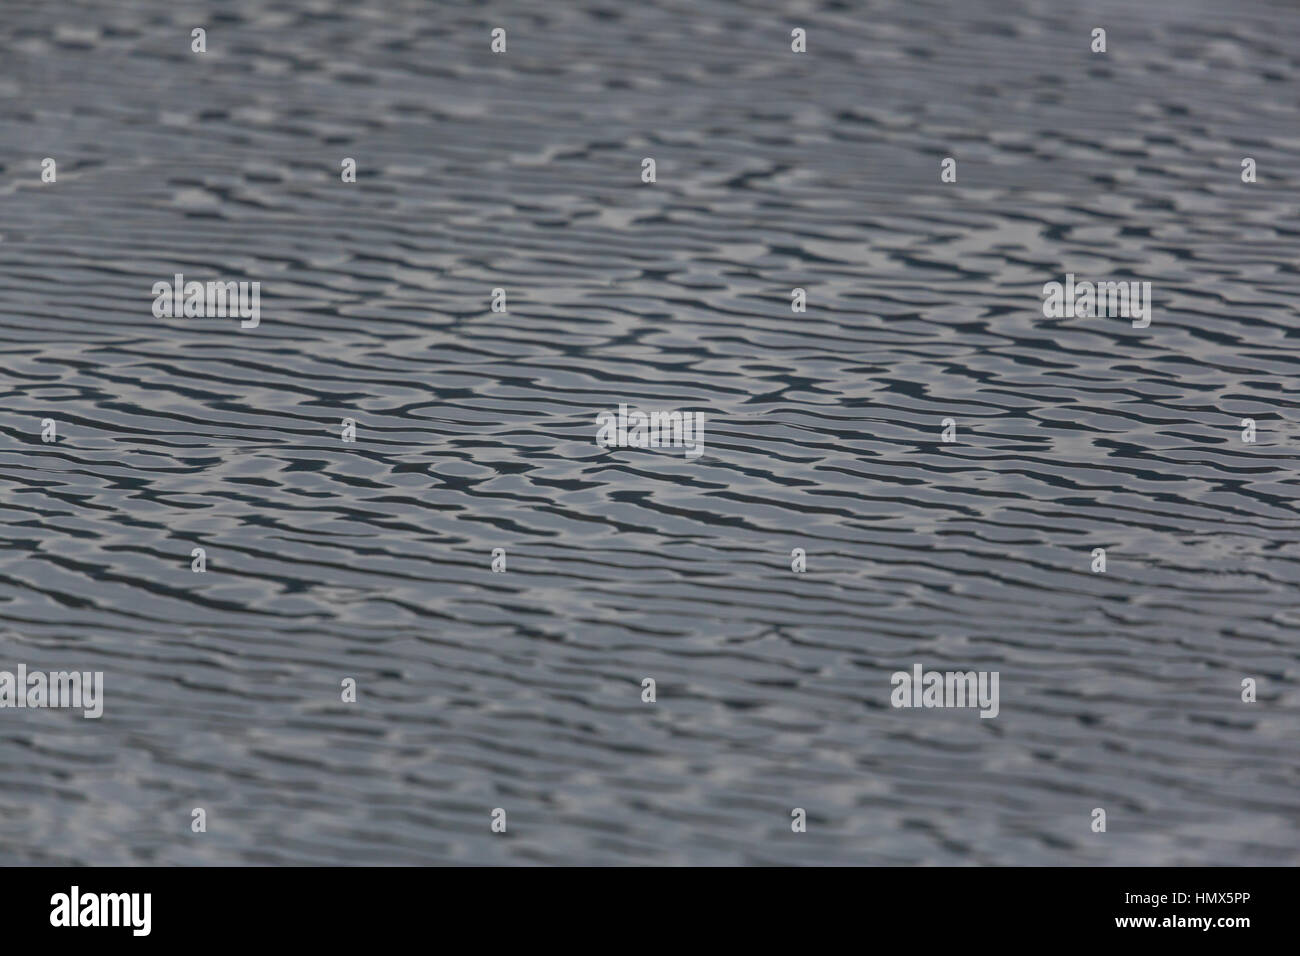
<box><xmin>0</xmin><ymin>0</ymin><xmax>1298</xmax><ymax>865</ymax></box>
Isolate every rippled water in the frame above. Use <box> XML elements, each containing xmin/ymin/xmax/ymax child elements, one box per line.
<box><xmin>1</xmin><ymin>0</ymin><xmax>1299</xmax><ymax>865</ymax></box>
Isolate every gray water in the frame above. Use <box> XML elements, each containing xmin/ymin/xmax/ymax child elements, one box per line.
<box><xmin>1</xmin><ymin>0</ymin><xmax>1299</xmax><ymax>866</ymax></box>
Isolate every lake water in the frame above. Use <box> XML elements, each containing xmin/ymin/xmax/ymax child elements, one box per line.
<box><xmin>1</xmin><ymin>0</ymin><xmax>1298</xmax><ymax>865</ymax></box>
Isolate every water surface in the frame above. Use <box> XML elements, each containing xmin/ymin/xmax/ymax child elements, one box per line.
<box><xmin>1</xmin><ymin>0</ymin><xmax>1298</xmax><ymax>865</ymax></box>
